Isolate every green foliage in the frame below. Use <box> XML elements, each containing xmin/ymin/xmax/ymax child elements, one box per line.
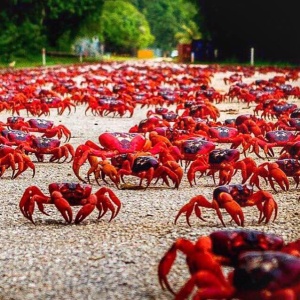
<box><xmin>175</xmin><ymin>20</ymin><xmax>202</xmax><ymax>44</ymax></box>
<box><xmin>100</xmin><ymin>1</ymin><xmax>154</xmax><ymax>54</ymax></box>
<box><xmin>0</xmin><ymin>0</ymin><xmax>202</xmax><ymax>60</ymax></box>
<box><xmin>0</xmin><ymin>18</ymin><xmax>45</xmax><ymax>62</ymax></box>
<box><xmin>131</xmin><ymin>0</ymin><xmax>200</xmax><ymax>52</ymax></box>
<box><xmin>44</xmin><ymin>0</ymin><xmax>105</xmax><ymax>49</ymax></box>
<box><xmin>0</xmin><ymin>0</ymin><xmax>105</xmax><ymax>59</ymax></box>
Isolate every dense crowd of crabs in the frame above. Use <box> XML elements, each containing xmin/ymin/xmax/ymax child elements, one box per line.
<box><xmin>0</xmin><ymin>62</ymin><xmax>299</xmax><ymax>298</ymax></box>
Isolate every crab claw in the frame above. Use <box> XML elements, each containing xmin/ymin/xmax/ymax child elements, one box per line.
<box><xmin>94</xmin><ymin>187</ymin><xmax>121</xmax><ymax>221</ymax></box>
<box><xmin>73</xmin><ymin>144</ymin><xmax>116</xmax><ymax>182</ymax></box>
<box><xmin>0</xmin><ymin>153</ymin><xmax>16</xmax><ymax>178</ymax></box>
<box><xmin>158</xmin><ymin>238</ymin><xmax>194</xmax><ymax>295</ymax></box>
<box><xmin>74</xmin><ymin>194</ymin><xmax>97</xmax><ymax>224</ymax></box>
<box><xmin>250</xmin><ymin>162</ymin><xmax>289</xmax><ymax>192</ymax></box>
<box><xmin>176</xmin><ymin>270</ymin><xmax>234</xmax><ymax>300</ymax></box>
<box><xmin>13</xmin><ymin>152</ymin><xmax>35</xmax><ymax>179</ymax></box>
<box><xmin>267</xmin><ymin>162</ymin><xmax>289</xmax><ymax>192</ymax></box>
<box><xmin>165</xmin><ymin>161</ymin><xmax>183</xmax><ymax>189</ymax></box>
<box><xmin>52</xmin><ymin>191</ymin><xmax>73</xmax><ymax>223</ymax></box>
<box><xmin>246</xmin><ymin>190</ymin><xmax>278</xmax><ymax>224</ymax></box>
<box><xmin>186</xmin><ymin>158</ymin><xmax>209</xmax><ymax>187</ymax></box>
<box><xmin>49</xmin><ymin>143</ymin><xmax>75</xmax><ymax>163</ymax></box>
<box><xmin>214</xmin><ymin>193</ymin><xmax>245</xmax><ymax>227</ymax></box>
<box><xmin>19</xmin><ymin>186</ymin><xmax>49</xmax><ymax>224</ymax></box>
<box><xmin>72</xmin><ymin>145</ymin><xmax>93</xmax><ymax>182</ymax></box>
<box><xmin>87</xmin><ymin>159</ymin><xmax>120</xmax><ymax>188</ymax></box>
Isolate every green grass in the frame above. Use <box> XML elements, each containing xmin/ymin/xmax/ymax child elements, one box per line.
<box><xmin>0</xmin><ymin>54</ymin><xmax>297</xmax><ymax>69</ymax></box>
<box><xmin>209</xmin><ymin>59</ymin><xmax>297</xmax><ymax>68</ymax></box>
<box><xmin>0</xmin><ymin>55</ymin><xmax>104</xmax><ymax>69</ymax></box>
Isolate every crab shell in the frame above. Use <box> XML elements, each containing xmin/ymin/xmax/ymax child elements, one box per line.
<box><xmin>99</xmin><ymin>132</ymin><xmax>148</xmax><ymax>153</ymax></box>
<box><xmin>233</xmin><ymin>251</ymin><xmax>300</xmax><ymax>294</ymax></box>
<box><xmin>210</xmin><ymin>230</ymin><xmax>284</xmax><ymax>264</ymax></box>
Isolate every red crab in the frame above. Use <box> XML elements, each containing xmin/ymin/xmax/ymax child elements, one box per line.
<box><xmin>85</xmin><ymin>96</ymin><xmax>134</xmax><ymax>117</ymax></box>
<box><xmin>5</xmin><ymin>116</ymin><xmax>71</xmax><ymax>142</ymax></box>
<box><xmin>271</xmin><ymin>102</ymin><xmax>298</xmax><ymax>119</ymax></box>
<box><xmin>250</xmin><ymin>159</ymin><xmax>299</xmax><ymax>191</ymax></box>
<box><xmin>0</xmin><ymin>130</ymin><xmax>72</xmax><ymax>164</ymax></box>
<box><xmin>223</xmin><ymin>72</ymin><xmax>243</xmax><ymax>85</ymax></box>
<box><xmin>102</xmin><ymin>98</ymin><xmax>135</xmax><ymax>118</ymax></box>
<box><xmin>181</xmin><ymin>102</ymin><xmax>220</xmax><ymax>122</ymax></box>
<box><xmin>19</xmin><ymin>182</ymin><xmax>121</xmax><ymax>224</ymax></box>
<box><xmin>40</xmin><ymin>96</ymin><xmax>76</xmax><ymax>115</ymax></box>
<box><xmin>175</xmin><ymin>183</ymin><xmax>278</xmax><ymax>227</ymax></box>
<box><xmin>196</xmin><ymin>86</ymin><xmax>224</xmax><ymax>103</ymax></box>
<box><xmin>233</xmin><ymin>251</ymin><xmax>300</xmax><ymax>300</ymax></box>
<box><xmin>11</xmin><ymin>98</ymin><xmax>48</xmax><ymax>117</ymax></box>
<box><xmin>253</xmin><ymin>98</ymin><xmax>276</xmax><ymax>116</ymax></box>
<box><xmin>113</xmin><ymin>153</ymin><xmax>182</xmax><ymax>189</ymax></box>
<box><xmin>280</xmin><ymin>83</ymin><xmax>300</xmax><ymax>98</ymax></box>
<box><xmin>235</xmin><ymin>114</ymin><xmax>274</xmax><ymax>137</ymax></box>
<box><xmin>0</xmin><ymin>145</ymin><xmax>35</xmax><ymax>179</ymax></box>
<box><xmin>173</xmin><ymin>116</ymin><xmax>199</xmax><ymax>132</ymax></box>
<box><xmin>146</xmin><ymin>107</ymin><xmax>169</xmax><ymax>118</ymax></box>
<box><xmin>131</xmin><ymin>91</ymin><xmax>153</xmax><ymax>108</ymax></box>
<box><xmin>175</xmin><ymin>100</ymin><xmax>197</xmax><ymax>115</ymax></box>
<box><xmin>249</xmin><ymin>130</ymin><xmax>300</xmax><ymax>158</ymax></box>
<box><xmin>158</xmin><ymin>229</ymin><xmax>300</xmax><ymax>299</ymax></box>
<box><xmin>225</xmin><ymin>83</ymin><xmax>256</xmax><ymax>105</ymax></box>
<box><xmin>73</xmin><ymin>132</ymin><xmax>151</xmax><ymax>182</ymax></box>
<box><xmin>0</xmin><ymin>129</ymin><xmax>33</xmax><ymax>147</ymax></box>
<box><xmin>187</xmin><ymin>149</ymin><xmax>256</xmax><ymax>186</ymax></box>
<box><xmin>275</xmin><ymin>116</ymin><xmax>300</xmax><ymax>131</ymax></box>
<box><xmin>279</xmin><ymin>141</ymin><xmax>300</xmax><ymax>159</ymax></box>
<box><xmin>254</xmin><ymin>99</ymin><xmax>295</xmax><ymax>120</ymax></box>
<box><xmin>152</xmin><ymin>127</ymin><xmax>195</xmax><ymax>144</ymax></box>
<box><xmin>206</xmin><ymin>126</ymin><xmax>252</xmax><ymax>154</ymax></box>
<box><xmin>176</xmin><ymin>137</ymin><xmax>216</xmax><ymax>169</ymax></box>
<box><xmin>98</xmin><ymin>132</ymin><xmax>151</xmax><ymax>154</ymax></box>
<box><xmin>17</xmin><ymin>136</ymin><xmax>75</xmax><ymax>163</ymax></box>
<box><xmin>129</xmin><ymin>116</ymin><xmax>170</xmax><ymax>133</ymax></box>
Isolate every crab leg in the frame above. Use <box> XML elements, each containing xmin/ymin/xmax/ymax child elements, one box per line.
<box><xmin>175</xmin><ymin>196</ymin><xmax>212</xmax><ymax>226</ymax></box>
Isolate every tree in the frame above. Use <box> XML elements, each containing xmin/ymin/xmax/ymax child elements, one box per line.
<box><xmin>175</xmin><ymin>20</ymin><xmax>202</xmax><ymax>44</ymax></box>
<box><xmin>0</xmin><ymin>1</ymin><xmax>46</xmax><ymax>60</ymax></box>
<box><xmin>0</xmin><ymin>0</ymin><xmax>105</xmax><ymax>60</ymax></box>
<box><xmin>100</xmin><ymin>1</ymin><xmax>154</xmax><ymax>55</ymax></box>
<box><xmin>44</xmin><ymin>0</ymin><xmax>105</xmax><ymax>50</ymax></box>
<box><xmin>131</xmin><ymin>0</ymin><xmax>200</xmax><ymax>54</ymax></box>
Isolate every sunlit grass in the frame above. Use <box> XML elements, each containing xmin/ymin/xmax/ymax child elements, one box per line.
<box><xmin>0</xmin><ymin>55</ymin><xmax>103</xmax><ymax>69</ymax></box>
<box><xmin>0</xmin><ymin>54</ymin><xmax>297</xmax><ymax>69</ymax></box>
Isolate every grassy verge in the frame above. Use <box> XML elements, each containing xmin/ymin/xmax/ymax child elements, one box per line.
<box><xmin>0</xmin><ymin>54</ymin><xmax>297</xmax><ymax>69</ymax></box>
<box><xmin>0</xmin><ymin>56</ymin><xmax>104</xmax><ymax>69</ymax></box>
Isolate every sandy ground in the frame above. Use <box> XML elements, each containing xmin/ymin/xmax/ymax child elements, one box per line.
<box><xmin>0</xmin><ymin>62</ymin><xmax>299</xmax><ymax>300</ymax></box>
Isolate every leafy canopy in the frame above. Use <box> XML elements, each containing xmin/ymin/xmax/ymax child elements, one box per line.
<box><xmin>100</xmin><ymin>0</ymin><xmax>154</xmax><ymax>54</ymax></box>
